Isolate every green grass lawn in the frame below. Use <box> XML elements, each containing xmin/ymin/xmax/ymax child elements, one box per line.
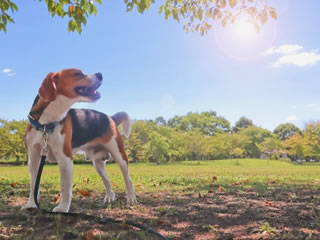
<box><xmin>2</xmin><ymin>159</ymin><xmax>320</xmax><ymax>239</ymax></box>
<box><xmin>1</xmin><ymin>159</ymin><xmax>320</xmax><ymax>196</ymax></box>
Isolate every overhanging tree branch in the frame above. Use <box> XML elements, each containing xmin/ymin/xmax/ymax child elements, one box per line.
<box><xmin>0</xmin><ymin>0</ymin><xmax>276</xmax><ymax>34</ymax></box>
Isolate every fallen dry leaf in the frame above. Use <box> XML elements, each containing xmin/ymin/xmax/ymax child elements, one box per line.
<box><xmin>217</xmin><ymin>186</ymin><xmax>225</xmax><ymax>192</ymax></box>
<box><xmin>53</xmin><ymin>194</ymin><xmax>61</xmax><ymax>204</ymax></box>
<box><xmin>10</xmin><ymin>182</ymin><xmax>17</xmax><ymax>188</ymax></box>
<box><xmin>78</xmin><ymin>190</ymin><xmax>90</xmax><ymax>197</ymax></box>
<box><xmin>136</xmin><ymin>184</ymin><xmax>145</xmax><ymax>190</ymax></box>
<box><xmin>212</xmin><ymin>176</ymin><xmax>217</xmax><ymax>182</ymax></box>
<box><xmin>232</xmin><ymin>181</ymin><xmax>242</xmax><ymax>185</ymax></box>
<box><xmin>84</xmin><ymin>229</ymin><xmax>103</xmax><ymax>240</ymax></box>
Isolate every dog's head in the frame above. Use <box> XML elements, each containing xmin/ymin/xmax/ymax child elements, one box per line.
<box><xmin>38</xmin><ymin>68</ymin><xmax>103</xmax><ymax>103</ymax></box>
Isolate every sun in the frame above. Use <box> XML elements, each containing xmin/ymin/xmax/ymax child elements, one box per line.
<box><xmin>234</xmin><ymin>19</ymin><xmax>257</xmax><ymax>41</ymax></box>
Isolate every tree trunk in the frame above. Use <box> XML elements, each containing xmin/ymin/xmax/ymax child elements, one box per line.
<box><xmin>15</xmin><ymin>155</ymin><xmax>20</xmax><ymax>165</ymax></box>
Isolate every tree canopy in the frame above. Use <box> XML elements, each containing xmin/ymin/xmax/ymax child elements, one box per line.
<box><xmin>1</xmin><ymin>114</ymin><xmax>320</xmax><ymax>164</ymax></box>
<box><xmin>274</xmin><ymin>123</ymin><xmax>301</xmax><ymax>141</ymax></box>
<box><xmin>1</xmin><ymin>0</ymin><xmax>276</xmax><ymax>34</ymax></box>
<box><xmin>232</xmin><ymin>116</ymin><xmax>253</xmax><ymax>132</ymax></box>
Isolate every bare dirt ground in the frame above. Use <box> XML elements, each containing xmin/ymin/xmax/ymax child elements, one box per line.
<box><xmin>1</xmin><ymin>184</ymin><xmax>320</xmax><ymax>239</ymax></box>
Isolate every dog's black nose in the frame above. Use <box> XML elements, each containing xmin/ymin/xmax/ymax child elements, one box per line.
<box><xmin>95</xmin><ymin>73</ymin><xmax>103</xmax><ymax>81</ymax></box>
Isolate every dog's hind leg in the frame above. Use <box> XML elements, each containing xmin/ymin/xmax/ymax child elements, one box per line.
<box><xmin>93</xmin><ymin>159</ymin><xmax>115</xmax><ymax>203</ymax></box>
<box><xmin>106</xmin><ymin>137</ymin><xmax>136</xmax><ymax>205</ymax></box>
<box><xmin>21</xmin><ymin>144</ymin><xmax>41</xmax><ymax>210</ymax></box>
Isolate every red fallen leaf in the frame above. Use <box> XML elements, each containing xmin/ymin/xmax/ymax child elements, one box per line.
<box><xmin>11</xmin><ymin>182</ymin><xmax>17</xmax><ymax>188</ymax></box>
<box><xmin>208</xmin><ymin>190</ymin><xmax>214</xmax><ymax>193</ymax></box>
<box><xmin>265</xmin><ymin>201</ymin><xmax>273</xmax><ymax>206</ymax></box>
<box><xmin>158</xmin><ymin>220</ymin><xmax>169</xmax><ymax>225</ymax></box>
<box><xmin>85</xmin><ymin>229</ymin><xmax>102</xmax><ymax>240</ymax></box>
<box><xmin>78</xmin><ymin>190</ymin><xmax>90</xmax><ymax>197</ymax></box>
<box><xmin>53</xmin><ymin>194</ymin><xmax>61</xmax><ymax>204</ymax></box>
<box><xmin>232</xmin><ymin>181</ymin><xmax>242</xmax><ymax>185</ymax></box>
<box><xmin>217</xmin><ymin>186</ymin><xmax>224</xmax><ymax>192</ymax></box>
<box><xmin>212</xmin><ymin>176</ymin><xmax>217</xmax><ymax>182</ymax></box>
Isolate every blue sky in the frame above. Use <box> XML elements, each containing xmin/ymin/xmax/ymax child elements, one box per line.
<box><xmin>1</xmin><ymin>0</ymin><xmax>320</xmax><ymax>131</ymax></box>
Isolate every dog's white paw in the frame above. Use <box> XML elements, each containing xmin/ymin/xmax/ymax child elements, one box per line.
<box><xmin>21</xmin><ymin>201</ymin><xmax>37</xmax><ymax>210</ymax></box>
<box><xmin>103</xmin><ymin>191</ymin><xmax>116</xmax><ymax>204</ymax></box>
<box><xmin>126</xmin><ymin>192</ymin><xmax>137</xmax><ymax>205</ymax></box>
<box><xmin>53</xmin><ymin>205</ymin><xmax>69</xmax><ymax>213</ymax></box>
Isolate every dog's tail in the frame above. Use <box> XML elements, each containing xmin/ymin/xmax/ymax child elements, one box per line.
<box><xmin>111</xmin><ymin>112</ymin><xmax>131</xmax><ymax>138</ymax></box>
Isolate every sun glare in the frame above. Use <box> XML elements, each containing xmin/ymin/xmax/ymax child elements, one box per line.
<box><xmin>234</xmin><ymin>19</ymin><xmax>256</xmax><ymax>41</ymax></box>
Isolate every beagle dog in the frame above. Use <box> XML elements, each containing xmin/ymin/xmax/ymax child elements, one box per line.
<box><xmin>21</xmin><ymin>69</ymin><xmax>136</xmax><ymax>213</ymax></box>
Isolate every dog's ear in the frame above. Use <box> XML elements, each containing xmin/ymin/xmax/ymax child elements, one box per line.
<box><xmin>38</xmin><ymin>72</ymin><xmax>57</xmax><ymax>102</ymax></box>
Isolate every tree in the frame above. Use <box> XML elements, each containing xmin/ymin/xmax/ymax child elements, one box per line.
<box><xmin>228</xmin><ymin>132</ymin><xmax>249</xmax><ymax>158</ymax></box>
<box><xmin>274</xmin><ymin>123</ymin><xmax>301</xmax><ymax>141</ymax></box>
<box><xmin>258</xmin><ymin>136</ymin><xmax>281</xmax><ymax>159</ymax></box>
<box><xmin>240</xmin><ymin>125</ymin><xmax>272</xmax><ymax>158</ymax></box>
<box><xmin>168</xmin><ymin>111</ymin><xmax>230</xmax><ymax>136</ymax></box>
<box><xmin>231</xmin><ymin>147</ymin><xmax>244</xmax><ymax>165</ymax></box>
<box><xmin>1</xmin><ymin>0</ymin><xmax>276</xmax><ymax>34</ymax></box>
<box><xmin>1</xmin><ymin>0</ymin><xmax>102</xmax><ymax>33</ymax></box>
<box><xmin>282</xmin><ymin>133</ymin><xmax>305</xmax><ymax>161</ymax></box>
<box><xmin>303</xmin><ymin>121</ymin><xmax>320</xmax><ymax>160</ymax></box>
<box><xmin>183</xmin><ymin>130</ymin><xmax>210</xmax><ymax>164</ymax></box>
<box><xmin>154</xmin><ymin>116</ymin><xmax>167</xmax><ymax>126</ymax></box>
<box><xmin>0</xmin><ymin>119</ymin><xmax>27</xmax><ymax>163</ymax></box>
<box><xmin>145</xmin><ymin>131</ymin><xmax>170</xmax><ymax>165</ymax></box>
<box><xmin>232</xmin><ymin>116</ymin><xmax>253</xmax><ymax>132</ymax></box>
<box><xmin>125</xmin><ymin>130</ymin><xmax>145</xmax><ymax>162</ymax></box>
<box><xmin>124</xmin><ymin>120</ymin><xmax>157</xmax><ymax>162</ymax></box>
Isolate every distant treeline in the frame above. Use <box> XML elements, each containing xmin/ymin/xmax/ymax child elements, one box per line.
<box><xmin>1</xmin><ymin>111</ymin><xmax>319</xmax><ymax>164</ymax></box>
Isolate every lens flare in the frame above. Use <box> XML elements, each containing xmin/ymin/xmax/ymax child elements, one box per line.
<box><xmin>234</xmin><ymin>19</ymin><xmax>257</xmax><ymax>41</ymax></box>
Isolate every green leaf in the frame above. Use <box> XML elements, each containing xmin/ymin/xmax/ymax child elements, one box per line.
<box><xmin>159</xmin><ymin>5</ymin><xmax>164</xmax><ymax>15</ymax></box>
<box><xmin>126</xmin><ymin>2</ymin><xmax>133</xmax><ymax>12</ymax></box>
<box><xmin>75</xmin><ymin>20</ymin><xmax>82</xmax><ymax>33</ymax></box>
<box><xmin>83</xmin><ymin>0</ymin><xmax>88</xmax><ymax>11</ymax></box>
<box><xmin>92</xmin><ymin>5</ymin><xmax>97</xmax><ymax>16</ymax></box>
<box><xmin>9</xmin><ymin>2</ymin><xmax>18</xmax><ymax>12</ymax></box>
<box><xmin>68</xmin><ymin>19</ymin><xmax>76</xmax><ymax>32</ymax></box>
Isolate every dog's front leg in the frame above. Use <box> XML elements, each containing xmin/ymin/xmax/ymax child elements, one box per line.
<box><xmin>21</xmin><ymin>148</ymin><xmax>41</xmax><ymax>210</ymax></box>
<box><xmin>53</xmin><ymin>157</ymin><xmax>73</xmax><ymax>212</ymax></box>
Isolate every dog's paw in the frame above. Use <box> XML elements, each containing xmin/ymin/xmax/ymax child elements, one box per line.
<box><xmin>53</xmin><ymin>205</ymin><xmax>69</xmax><ymax>213</ymax></box>
<box><xmin>21</xmin><ymin>202</ymin><xmax>37</xmax><ymax>210</ymax></box>
<box><xmin>126</xmin><ymin>192</ymin><xmax>137</xmax><ymax>205</ymax></box>
<box><xmin>103</xmin><ymin>191</ymin><xmax>116</xmax><ymax>204</ymax></box>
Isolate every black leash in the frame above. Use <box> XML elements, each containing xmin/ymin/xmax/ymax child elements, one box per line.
<box><xmin>32</xmin><ymin>133</ymin><xmax>168</xmax><ymax>240</ymax></box>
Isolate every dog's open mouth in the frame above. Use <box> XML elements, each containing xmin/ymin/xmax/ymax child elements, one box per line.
<box><xmin>74</xmin><ymin>85</ymin><xmax>101</xmax><ymax>100</ymax></box>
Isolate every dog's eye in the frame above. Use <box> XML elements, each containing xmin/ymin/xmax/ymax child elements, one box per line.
<box><xmin>74</xmin><ymin>72</ymin><xmax>84</xmax><ymax>77</ymax></box>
